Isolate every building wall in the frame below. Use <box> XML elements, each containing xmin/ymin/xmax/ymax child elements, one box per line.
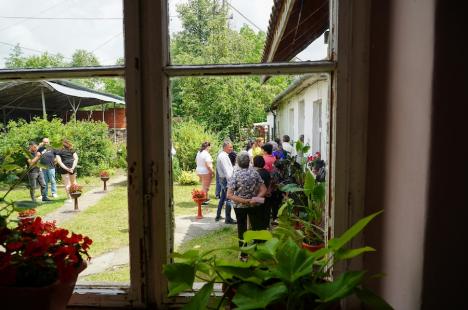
<box><xmin>273</xmin><ymin>78</ymin><xmax>329</xmax><ymax>159</ymax></box>
<box><xmin>73</xmin><ymin>108</ymin><xmax>126</xmax><ymax>128</ymax></box>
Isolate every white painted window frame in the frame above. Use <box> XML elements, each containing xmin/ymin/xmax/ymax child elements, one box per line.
<box><xmin>0</xmin><ymin>0</ymin><xmax>370</xmax><ymax>308</ymax></box>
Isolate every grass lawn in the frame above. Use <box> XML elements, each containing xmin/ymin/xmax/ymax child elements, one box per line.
<box><xmin>0</xmin><ymin>175</ymin><xmax>106</xmax><ymax>218</ymax></box>
<box><xmin>82</xmin><ymin>265</ymin><xmax>130</xmax><ymax>283</ymax></box>
<box><xmin>173</xmin><ymin>182</ymin><xmax>219</xmax><ymax>216</ymax></box>
<box><xmin>60</xmin><ymin>184</ymin><xmax>129</xmax><ymax>258</ymax></box>
<box><xmin>176</xmin><ymin>225</ymin><xmax>239</xmax><ymax>262</ymax></box>
<box><xmin>81</xmin><ymin>181</ymin><xmax>239</xmax><ymax>283</ymax></box>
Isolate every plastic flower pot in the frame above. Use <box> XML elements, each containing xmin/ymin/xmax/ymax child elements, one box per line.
<box><xmin>0</xmin><ymin>261</ymin><xmax>87</xmax><ymax>310</ymax></box>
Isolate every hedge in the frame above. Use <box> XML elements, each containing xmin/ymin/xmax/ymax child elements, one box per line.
<box><xmin>0</xmin><ymin>118</ymin><xmax>120</xmax><ymax>181</ymax></box>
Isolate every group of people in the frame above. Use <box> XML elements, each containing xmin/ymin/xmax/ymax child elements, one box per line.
<box><xmin>27</xmin><ymin>138</ymin><xmax>79</xmax><ymax>203</ymax></box>
<box><xmin>195</xmin><ymin>135</ymin><xmax>309</xmax><ymax>261</ymax></box>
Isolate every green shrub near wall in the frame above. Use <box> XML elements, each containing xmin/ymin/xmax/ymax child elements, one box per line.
<box><xmin>0</xmin><ymin>118</ymin><xmax>118</xmax><ymax>180</ymax></box>
<box><xmin>172</xmin><ymin>119</ymin><xmax>220</xmax><ymax>171</ymax></box>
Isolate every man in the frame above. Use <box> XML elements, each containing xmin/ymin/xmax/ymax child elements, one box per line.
<box><xmin>38</xmin><ymin>138</ymin><xmax>58</xmax><ymax>198</ymax></box>
<box><xmin>282</xmin><ymin>135</ymin><xmax>295</xmax><ymax>156</ymax></box>
<box><xmin>27</xmin><ymin>141</ymin><xmax>50</xmax><ymax>202</ymax></box>
<box><xmin>215</xmin><ymin>141</ymin><xmax>236</xmax><ymax>224</ymax></box>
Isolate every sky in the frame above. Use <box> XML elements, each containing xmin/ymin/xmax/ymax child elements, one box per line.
<box><xmin>0</xmin><ymin>0</ymin><xmax>327</xmax><ymax>68</ymax></box>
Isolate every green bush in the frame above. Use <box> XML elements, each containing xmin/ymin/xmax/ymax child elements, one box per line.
<box><xmin>177</xmin><ymin>170</ymin><xmax>199</xmax><ymax>185</ymax></box>
<box><xmin>172</xmin><ymin>119</ymin><xmax>220</xmax><ymax>170</ymax></box>
<box><xmin>0</xmin><ymin>118</ymin><xmax>115</xmax><ymax>180</ymax></box>
<box><xmin>172</xmin><ymin>156</ymin><xmax>182</xmax><ymax>182</ymax></box>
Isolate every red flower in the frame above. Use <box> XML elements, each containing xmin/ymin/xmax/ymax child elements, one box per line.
<box><xmin>6</xmin><ymin>241</ymin><xmax>23</xmax><ymax>251</ymax></box>
<box><xmin>0</xmin><ymin>215</ymin><xmax>93</xmax><ymax>286</ymax></box>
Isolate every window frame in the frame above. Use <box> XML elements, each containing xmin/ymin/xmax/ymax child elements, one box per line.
<box><xmin>0</xmin><ymin>0</ymin><xmax>370</xmax><ymax>308</ymax></box>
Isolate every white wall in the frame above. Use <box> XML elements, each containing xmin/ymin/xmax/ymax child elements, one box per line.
<box><xmin>274</xmin><ymin>78</ymin><xmax>329</xmax><ymax>160</ymax></box>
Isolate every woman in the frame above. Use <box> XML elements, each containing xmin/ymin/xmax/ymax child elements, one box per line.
<box><xmin>252</xmin><ymin>137</ymin><xmax>264</xmax><ymax>157</ymax></box>
<box><xmin>253</xmin><ymin>155</ymin><xmax>272</xmax><ymax>230</ymax></box>
<box><xmin>227</xmin><ymin>151</ymin><xmax>267</xmax><ymax>261</ymax></box>
<box><xmin>195</xmin><ymin>141</ymin><xmax>214</xmax><ymax>200</ymax></box>
<box><xmin>55</xmin><ymin>139</ymin><xmax>78</xmax><ymax>200</ymax></box>
<box><xmin>262</xmin><ymin>143</ymin><xmax>276</xmax><ymax>173</ymax></box>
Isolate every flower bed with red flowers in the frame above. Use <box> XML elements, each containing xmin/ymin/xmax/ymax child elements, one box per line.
<box><xmin>0</xmin><ymin>216</ymin><xmax>92</xmax><ymax>287</ymax></box>
<box><xmin>191</xmin><ymin>189</ymin><xmax>206</xmax><ymax>201</ymax></box>
<box><xmin>99</xmin><ymin>171</ymin><xmax>110</xmax><ymax>178</ymax></box>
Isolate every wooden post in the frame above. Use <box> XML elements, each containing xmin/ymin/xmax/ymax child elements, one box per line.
<box><xmin>113</xmin><ymin>102</ymin><xmax>117</xmax><ymax>143</ymax></box>
<box><xmin>102</xmin><ymin>103</ymin><xmax>105</xmax><ymax>122</ymax></box>
<box><xmin>41</xmin><ymin>88</ymin><xmax>47</xmax><ymax>120</ymax></box>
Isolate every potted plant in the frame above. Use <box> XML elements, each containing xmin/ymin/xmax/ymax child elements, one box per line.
<box><xmin>17</xmin><ymin>207</ymin><xmax>37</xmax><ymax>220</ymax></box>
<box><xmin>163</xmin><ymin>210</ymin><xmax>391</xmax><ymax>309</ymax></box>
<box><xmin>69</xmin><ymin>184</ymin><xmax>83</xmax><ymax>211</ymax></box>
<box><xmin>0</xmin><ymin>202</ymin><xmax>92</xmax><ymax>310</ymax></box>
<box><xmin>192</xmin><ymin>189</ymin><xmax>207</xmax><ymax>219</ymax></box>
<box><xmin>99</xmin><ymin>170</ymin><xmax>110</xmax><ymax>191</ymax></box>
<box><xmin>280</xmin><ymin>168</ymin><xmax>326</xmax><ymax>252</ymax></box>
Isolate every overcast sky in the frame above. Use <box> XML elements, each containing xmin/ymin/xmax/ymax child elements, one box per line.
<box><xmin>0</xmin><ymin>0</ymin><xmax>326</xmax><ymax>68</ymax></box>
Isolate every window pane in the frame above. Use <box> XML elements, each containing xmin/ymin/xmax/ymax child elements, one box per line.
<box><xmin>0</xmin><ymin>77</ymin><xmax>129</xmax><ymax>286</ymax></box>
<box><xmin>168</xmin><ymin>0</ymin><xmax>329</xmax><ymax>65</ymax></box>
<box><xmin>170</xmin><ymin>73</ymin><xmax>330</xmax><ymax>284</ymax></box>
<box><xmin>0</xmin><ymin>0</ymin><xmax>124</xmax><ymax>69</ymax></box>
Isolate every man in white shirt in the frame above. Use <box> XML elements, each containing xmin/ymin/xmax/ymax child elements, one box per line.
<box><xmin>282</xmin><ymin>135</ymin><xmax>296</xmax><ymax>157</ymax></box>
<box><xmin>216</xmin><ymin>141</ymin><xmax>236</xmax><ymax>224</ymax></box>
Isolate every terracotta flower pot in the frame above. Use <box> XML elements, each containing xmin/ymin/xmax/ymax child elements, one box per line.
<box><xmin>302</xmin><ymin>242</ymin><xmax>325</xmax><ymax>253</ymax></box>
<box><xmin>0</xmin><ymin>262</ymin><xmax>87</xmax><ymax>310</ymax></box>
<box><xmin>100</xmin><ymin>176</ymin><xmax>110</xmax><ymax>191</ymax></box>
<box><xmin>70</xmin><ymin>192</ymin><xmax>82</xmax><ymax>211</ymax></box>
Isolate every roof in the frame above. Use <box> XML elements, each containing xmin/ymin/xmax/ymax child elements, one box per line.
<box><xmin>268</xmin><ymin>74</ymin><xmax>327</xmax><ymax>111</ymax></box>
<box><xmin>262</xmin><ymin>0</ymin><xmax>329</xmax><ymax>62</ymax></box>
<box><xmin>0</xmin><ymin>80</ymin><xmax>124</xmax><ymax>115</ymax></box>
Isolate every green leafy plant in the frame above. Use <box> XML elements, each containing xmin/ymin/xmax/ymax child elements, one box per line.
<box><xmin>0</xmin><ymin>118</ymin><xmax>116</xmax><ymax>181</ymax></box>
<box><xmin>163</xmin><ymin>211</ymin><xmax>392</xmax><ymax>310</ymax></box>
<box><xmin>178</xmin><ymin>170</ymin><xmax>200</xmax><ymax>186</ymax></box>
<box><xmin>280</xmin><ymin>168</ymin><xmax>326</xmax><ymax>246</ymax></box>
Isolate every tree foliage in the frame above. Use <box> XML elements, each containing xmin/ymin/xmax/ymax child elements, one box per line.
<box><xmin>170</xmin><ymin>0</ymin><xmax>291</xmax><ymax>142</ymax></box>
<box><xmin>0</xmin><ymin>118</ymin><xmax>118</xmax><ymax>180</ymax></box>
<box><xmin>4</xmin><ymin>45</ymin><xmax>124</xmax><ymax>97</ymax></box>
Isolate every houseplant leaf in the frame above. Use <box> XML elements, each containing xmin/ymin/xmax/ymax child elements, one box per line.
<box><xmin>232</xmin><ymin>282</ymin><xmax>288</xmax><ymax>310</ymax></box>
<box><xmin>355</xmin><ymin>287</ymin><xmax>394</xmax><ymax>310</ymax></box>
<box><xmin>280</xmin><ymin>183</ymin><xmax>304</xmax><ymax>193</ymax></box>
<box><xmin>310</xmin><ymin>271</ymin><xmax>366</xmax><ymax>303</ymax></box>
<box><xmin>274</xmin><ymin>238</ymin><xmax>314</xmax><ymax>283</ymax></box>
<box><xmin>328</xmin><ymin>211</ymin><xmax>383</xmax><ymax>251</ymax></box>
<box><xmin>163</xmin><ymin>263</ymin><xmax>195</xmax><ymax>296</ymax></box>
<box><xmin>335</xmin><ymin>246</ymin><xmax>376</xmax><ymax>260</ymax></box>
<box><xmin>243</xmin><ymin>230</ymin><xmax>272</xmax><ymax>243</ymax></box>
<box><xmin>0</xmin><ymin>164</ymin><xmax>22</xmax><ymax>172</ymax></box>
<box><xmin>182</xmin><ymin>282</ymin><xmax>213</xmax><ymax>310</ymax></box>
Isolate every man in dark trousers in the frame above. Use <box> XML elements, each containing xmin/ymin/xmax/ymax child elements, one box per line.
<box><xmin>215</xmin><ymin>141</ymin><xmax>236</xmax><ymax>224</ymax></box>
<box><xmin>38</xmin><ymin>137</ymin><xmax>58</xmax><ymax>198</ymax></box>
<box><xmin>27</xmin><ymin>141</ymin><xmax>50</xmax><ymax>202</ymax></box>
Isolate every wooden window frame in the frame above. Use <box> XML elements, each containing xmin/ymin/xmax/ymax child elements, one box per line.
<box><xmin>0</xmin><ymin>0</ymin><xmax>370</xmax><ymax>308</ymax></box>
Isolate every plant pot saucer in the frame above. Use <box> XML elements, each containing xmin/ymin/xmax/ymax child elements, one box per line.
<box><xmin>100</xmin><ymin>176</ymin><xmax>110</xmax><ymax>181</ymax></box>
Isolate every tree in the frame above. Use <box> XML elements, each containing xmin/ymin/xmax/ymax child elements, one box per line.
<box><xmin>5</xmin><ymin>44</ymin><xmax>65</xmax><ymax>69</ymax></box>
<box><xmin>170</xmin><ymin>0</ymin><xmax>291</xmax><ymax>142</ymax></box>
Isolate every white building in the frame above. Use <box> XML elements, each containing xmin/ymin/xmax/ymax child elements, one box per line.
<box><xmin>266</xmin><ymin>74</ymin><xmax>329</xmax><ymax>160</ymax></box>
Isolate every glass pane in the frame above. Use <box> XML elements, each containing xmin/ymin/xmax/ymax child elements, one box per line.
<box><xmin>170</xmin><ymin>73</ymin><xmax>330</xmax><ymax>284</ymax></box>
<box><xmin>169</xmin><ymin>0</ymin><xmax>329</xmax><ymax>65</ymax></box>
<box><xmin>0</xmin><ymin>0</ymin><xmax>124</xmax><ymax>69</ymax></box>
<box><xmin>0</xmin><ymin>77</ymin><xmax>129</xmax><ymax>286</ymax></box>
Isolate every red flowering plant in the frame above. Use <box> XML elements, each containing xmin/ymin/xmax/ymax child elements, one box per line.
<box><xmin>0</xmin><ymin>215</ymin><xmax>92</xmax><ymax>287</ymax></box>
<box><xmin>0</xmin><ymin>157</ymin><xmax>92</xmax><ymax>288</ymax></box>
<box><xmin>99</xmin><ymin>170</ymin><xmax>109</xmax><ymax>178</ymax></box>
<box><xmin>69</xmin><ymin>184</ymin><xmax>83</xmax><ymax>194</ymax></box>
<box><xmin>191</xmin><ymin>189</ymin><xmax>206</xmax><ymax>201</ymax></box>
<box><xmin>17</xmin><ymin>208</ymin><xmax>36</xmax><ymax>218</ymax></box>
